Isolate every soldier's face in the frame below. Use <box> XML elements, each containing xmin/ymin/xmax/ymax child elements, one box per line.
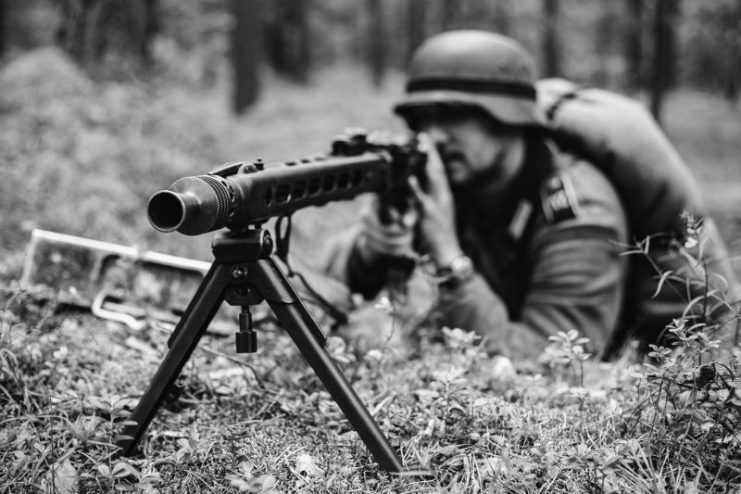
<box><xmin>413</xmin><ymin>107</ymin><xmax>524</xmax><ymax>190</ymax></box>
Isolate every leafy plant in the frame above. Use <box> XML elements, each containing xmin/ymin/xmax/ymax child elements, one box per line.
<box><xmin>617</xmin><ymin>216</ymin><xmax>741</xmax><ymax>491</ymax></box>
<box><xmin>543</xmin><ymin>329</ymin><xmax>592</xmax><ymax>388</ymax></box>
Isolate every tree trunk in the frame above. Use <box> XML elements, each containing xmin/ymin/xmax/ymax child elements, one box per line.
<box><xmin>57</xmin><ymin>0</ymin><xmax>92</xmax><ymax>63</ymax></box>
<box><xmin>230</xmin><ymin>0</ymin><xmax>261</xmax><ymax>114</ymax></box>
<box><xmin>623</xmin><ymin>0</ymin><xmax>644</xmax><ymax>91</ymax></box>
<box><xmin>723</xmin><ymin>2</ymin><xmax>741</xmax><ymax>102</ymax></box>
<box><xmin>56</xmin><ymin>0</ymin><xmax>159</xmax><ymax>70</ymax></box>
<box><xmin>649</xmin><ymin>0</ymin><xmax>680</xmax><ymax>124</ymax></box>
<box><xmin>366</xmin><ymin>0</ymin><xmax>385</xmax><ymax>87</ymax></box>
<box><xmin>492</xmin><ymin>0</ymin><xmax>512</xmax><ymax>35</ymax></box>
<box><xmin>725</xmin><ymin>46</ymin><xmax>739</xmax><ymax>102</ymax></box>
<box><xmin>265</xmin><ymin>0</ymin><xmax>310</xmax><ymax>83</ymax></box>
<box><xmin>442</xmin><ymin>0</ymin><xmax>461</xmax><ymax>30</ymax></box>
<box><xmin>594</xmin><ymin>2</ymin><xmax>618</xmax><ymax>87</ymax></box>
<box><xmin>405</xmin><ymin>0</ymin><xmax>427</xmax><ymax>63</ymax></box>
<box><xmin>0</xmin><ymin>0</ymin><xmax>5</xmax><ymax>57</ymax></box>
<box><xmin>139</xmin><ymin>0</ymin><xmax>158</xmax><ymax>66</ymax></box>
<box><xmin>541</xmin><ymin>0</ymin><xmax>561</xmax><ymax>78</ymax></box>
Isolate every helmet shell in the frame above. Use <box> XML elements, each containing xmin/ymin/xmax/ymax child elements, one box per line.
<box><xmin>395</xmin><ymin>30</ymin><xmax>545</xmax><ymax>127</ymax></box>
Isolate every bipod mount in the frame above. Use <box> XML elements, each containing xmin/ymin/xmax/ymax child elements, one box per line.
<box><xmin>115</xmin><ymin>228</ymin><xmax>405</xmax><ymax>473</ymax></box>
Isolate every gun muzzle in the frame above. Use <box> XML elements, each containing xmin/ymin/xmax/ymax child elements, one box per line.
<box><xmin>147</xmin><ymin>175</ymin><xmax>234</xmax><ymax>235</ymax></box>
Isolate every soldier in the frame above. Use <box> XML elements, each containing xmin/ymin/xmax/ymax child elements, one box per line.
<box><xmin>325</xmin><ymin>30</ymin><xmax>627</xmax><ymax>358</ymax></box>
<box><xmin>325</xmin><ymin>30</ymin><xmax>737</xmax><ymax>359</ymax></box>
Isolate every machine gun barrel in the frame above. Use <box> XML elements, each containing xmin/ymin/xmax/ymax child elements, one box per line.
<box><xmin>148</xmin><ymin>142</ymin><xmax>423</xmax><ymax>236</ymax></box>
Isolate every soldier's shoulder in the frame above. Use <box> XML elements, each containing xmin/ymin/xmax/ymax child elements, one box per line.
<box><xmin>541</xmin><ymin>152</ymin><xmax>625</xmax><ymax>225</ymax></box>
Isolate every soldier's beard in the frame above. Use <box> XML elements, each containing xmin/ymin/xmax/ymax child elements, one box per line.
<box><xmin>444</xmin><ymin>153</ymin><xmax>521</xmax><ymax>222</ymax></box>
<box><xmin>444</xmin><ymin>154</ymin><xmax>509</xmax><ymax>194</ymax></box>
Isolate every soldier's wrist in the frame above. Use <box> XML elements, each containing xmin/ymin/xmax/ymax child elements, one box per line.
<box><xmin>435</xmin><ymin>254</ymin><xmax>475</xmax><ymax>289</ymax></box>
<box><xmin>428</xmin><ymin>240</ymin><xmax>465</xmax><ymax>268</ymax></box>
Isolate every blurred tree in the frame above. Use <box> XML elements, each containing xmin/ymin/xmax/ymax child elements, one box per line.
<box><xmin>439</xmin><ymin>0</ymin><xmax>493</xmax><ymax>32</ymax></box>
<box><xmin>56</xmin><ymin>0</ymin><xmax>159</xmax><ymax>71</ymax></box>
<box><xmin>0</xmin><ymin>0</ymin><xmax>5</xmax><ymax>57</ymax></box>
<box><xmin>541</xmin><ymin>0</ymin><xmax>561</xmax><ymax>77</ymax></box>
<box><xmin>442</xmin><ymin>0</ymin><xmax>462</xmax><ymax>30</ymax></box>
<box><xmin>460</xmin><ymin>0</ymin><xmax>498</xmax><ymax>32</ymax></box>
<box><xmin>365</xmin><ymin>0</ymin><xmax>385</xmax><ymax>87</ymax></box>
<box><xmin>623</xmin><ymin>0</ymin><xmax>645</xmax><ymax>91</ymax></box>
<box><xmin>140</xmin><ymin>0</ymin><xmax>158</xmax><ymax>66</ymax></box>
<box><xmin>594</xmin><ymin>2</ymin><xmax>619</xmax><ymax>87</ymax></box>
<box><xmin>716</xmin><ymin>1</ymin><xmax>741</xmax><ymax>102</ymax></box>
<box><xmin>492</xmin><ymin>0</ymin><xmax>512</xmax><ymax>35</ymax></box>
<box><xmin>649</xmin><ymin>0</ymin><xmax>680</xmax><ymax>123</ymax></box>
<box><xmin>264</xmin><ymin>0</ymin><xmax>310</xmax><ymax>83</ymax></box>
<box><xmin>689</xmin><ymin>0</ymin><xmax>741</xmax><ymax>102</ymax></box>
<box><xmin>229</xmin><ymin>0</ymin><xmax>260</xmax><ymax>114</ymax></box>
<box><xmin>405</xmin><ymin>0</ymin><xmax>427</xmax><ymax>63</ymax></box>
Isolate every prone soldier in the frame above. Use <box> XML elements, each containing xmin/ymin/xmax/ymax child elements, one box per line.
<box><xmin>325</xmin><ymin>30</ymin><xmax>739</xmax><ymax>360</ymax></box>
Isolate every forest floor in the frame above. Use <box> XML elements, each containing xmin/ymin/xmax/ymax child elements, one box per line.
<box><xmin>1</xmin><ymin>49</ymin><xmax>741</xmax><ymax>493</ymax></box>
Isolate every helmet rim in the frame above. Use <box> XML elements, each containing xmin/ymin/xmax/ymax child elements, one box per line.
<box><xmin>394</xmin><ymin>89</ymin><xmax>546</xmax><ymax>128</ymax></box>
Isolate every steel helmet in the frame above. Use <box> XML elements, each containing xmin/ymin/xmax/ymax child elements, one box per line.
<box><xmin>394</xmin><ymin>30</ymin><xmax>545</xmax><ymax>128</ymax></box>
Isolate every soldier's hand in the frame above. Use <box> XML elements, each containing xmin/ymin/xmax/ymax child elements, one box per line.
<box><xmin>408</xmin><ymin>133</ymin><xmax>464</xmax><ymax>267</ymax></box>
<box><xmin>356</xmin><ymin>197</ymin><xmax>418</xmax><ymax>266</ymax></box>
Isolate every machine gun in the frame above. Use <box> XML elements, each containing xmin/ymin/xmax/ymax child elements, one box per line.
<box><xmin>146</xmin><ymin>131</ymin><xmax>424</xmax><ymax>235</ymax></box>
<box><xmin>116</xmin><ymin>132</ymin><xmax>426</xmax><ymax>473</ymax></box>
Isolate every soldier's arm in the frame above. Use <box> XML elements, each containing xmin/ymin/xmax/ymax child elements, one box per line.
<box><xmin>435</xmin><ymin>220</ymin><xmax>627</xmax><ymax>357</ymax></box>
<box><xmin>435</xmin><ymin>167</ymin><xmax>629</xmax><ymax>358</ymax></box>
<box><xmin>322</xmin><ymin>224</ymin><xmax>388</xmax><ymax>299</ymax></box>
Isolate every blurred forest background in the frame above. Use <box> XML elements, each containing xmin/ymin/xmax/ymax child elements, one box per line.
<box><xmin>2</xmin><ymin>0</ymin><xmax>739</xmax><ymax>112</ymax></box>
<box><xmin>0</xmin><ymin>0</ymin><xmax>740</xmax><ymax>271</ymax></box>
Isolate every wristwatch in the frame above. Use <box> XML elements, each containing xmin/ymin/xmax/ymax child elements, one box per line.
<box><xmin>436</xmin><ymin>255</ymin><xmax>475</xmax><ymax>289</ymax></box>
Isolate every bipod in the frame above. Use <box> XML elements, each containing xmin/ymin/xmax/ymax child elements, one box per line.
<box><xmin>115</xmin><ymin>228</ymin><xmax>405</xmax><ymax>473</ymax></box>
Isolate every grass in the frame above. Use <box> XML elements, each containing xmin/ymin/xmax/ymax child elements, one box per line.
<box><xmin>1</xmin><ymin>48</ymin><xmax>741</xmax><ymax>492</ymax></box>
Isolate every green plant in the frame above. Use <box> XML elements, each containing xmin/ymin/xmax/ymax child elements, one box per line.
<box><xmin>543</xmin><ymin>330</ymin><xmax>592</xmax><ymax>388</ymax></box>
<box><xmin>618</xmin><ymin>216</ymin><xmax>741</xmax><ymax>491</ymax></box>
<box><xmin>623</xmin><ymin>319</ymin><xmax>741</xmax><ymax>488</ymax></box>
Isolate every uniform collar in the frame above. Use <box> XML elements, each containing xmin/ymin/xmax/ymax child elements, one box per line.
<box><xmin>454</xmin><ymin>132</ymin><xmax>555</xmax><ymax>239</ymax></box>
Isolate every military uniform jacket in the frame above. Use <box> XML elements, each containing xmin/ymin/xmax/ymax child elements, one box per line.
<box><xmin>327</xmin><ymin>135</ymin><xmax>630</xmax><ymax>358</ymax></box>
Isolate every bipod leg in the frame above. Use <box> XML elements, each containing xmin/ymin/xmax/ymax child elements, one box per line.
<box><xmin>116</xmin><ymin>261</ymin><xmax>232</xmax><ymax>456</ymax></box>
<box><xmin>249</xmin><ymin>256</ymin><xmax>405</xmax><ymax>473</ymax></box>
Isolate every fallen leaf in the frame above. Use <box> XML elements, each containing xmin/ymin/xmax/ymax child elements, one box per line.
<box><xmin>43</xmin><ymin>458</ymin><xmax>77</xmax><ymax>494</ymax></box>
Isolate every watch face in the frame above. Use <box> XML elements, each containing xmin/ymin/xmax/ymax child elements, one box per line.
<box><xmin>450</xmin><ymin>256</ymin><xmax>474</xmax><ymax>277</ymax></box>
<box><xmin>438</xmin><ymin>255</ymin><xmax>474</xmax><ymax>288</ymax></box>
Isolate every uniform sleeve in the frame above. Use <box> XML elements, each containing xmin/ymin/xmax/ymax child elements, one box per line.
<box><xmin>435</xmin><ymin>221</ymin><xmax>626</xmax><ymax>357</ymax></box>
<box><xmin>522</xmin><ymin>221</ymin><xmax>627</xmax><ymax>351</ymax></box>
<box><xmin>322</xmin><ymin>225</ymin><xmax>387</xmax><ymax>299</ymax></box>
<box><xmin>434</xmin><ymin>166</ymin><xmax>629</xmax><ymax>358</ymax></box>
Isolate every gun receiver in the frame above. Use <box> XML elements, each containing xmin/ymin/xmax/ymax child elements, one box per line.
<box><xmin>147</xmin><ymin>132</ymin><xmax>425</xmax><ymax>235</ymax></box>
